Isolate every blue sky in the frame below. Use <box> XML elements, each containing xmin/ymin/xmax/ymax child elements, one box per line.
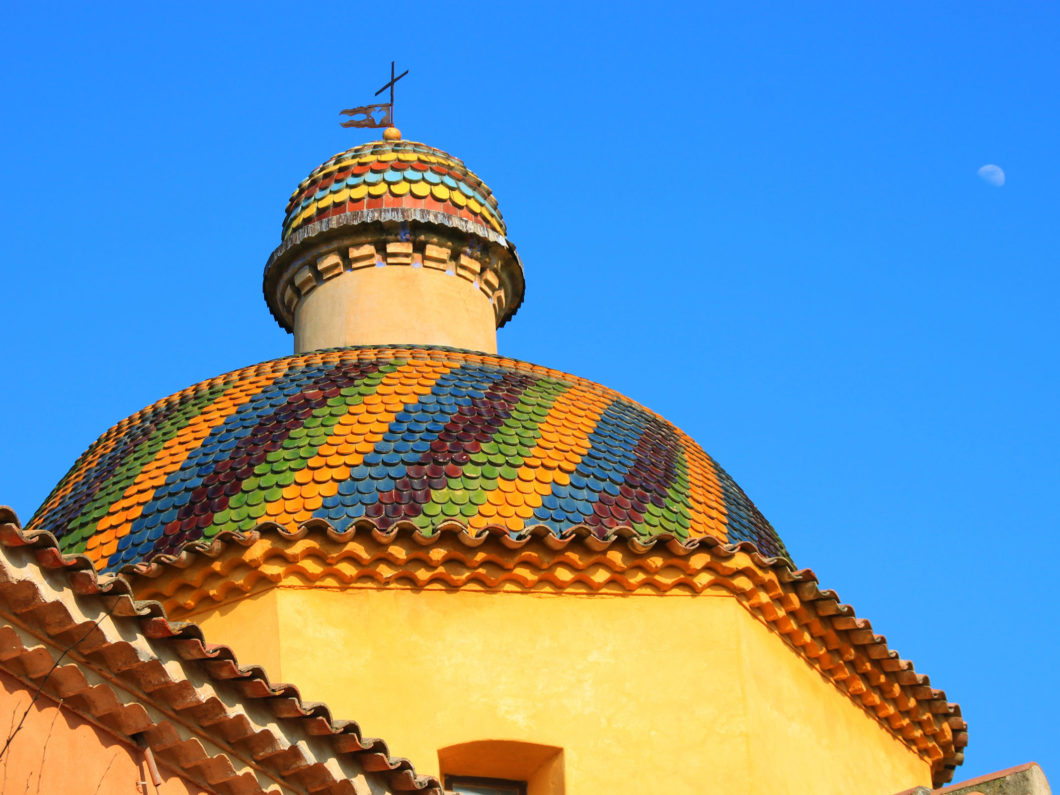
<box><xmin>2</xmin><ymin>1</ymin><xmax>1057</xmax><ymax>785</ymax></box>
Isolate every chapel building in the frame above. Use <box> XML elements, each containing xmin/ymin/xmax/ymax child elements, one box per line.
<box><xmin>8</xmin><ymin>123</ymin><xmax>1046</xmax><ymax>795</ymax></box>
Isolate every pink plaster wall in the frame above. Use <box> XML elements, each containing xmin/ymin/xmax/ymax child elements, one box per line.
<box><xmin>0</xmin><ymin>670</ymin><xmax>205</xmax><ymax>794</ymax></box>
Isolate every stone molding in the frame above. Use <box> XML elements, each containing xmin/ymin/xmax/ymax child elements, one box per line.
<box><xmin>264</xmin><ymin>212</ymin><xmax>525</xmax><ymax>334</ymax></box>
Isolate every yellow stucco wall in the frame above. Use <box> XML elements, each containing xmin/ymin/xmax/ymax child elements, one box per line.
<box><xmin>190</xmin><ymin>585</ymin><xmax>932</xmax><ymax>794</ymax></box>
<box><xmin>293</xmin><ymin>267</ymin><xmax>498</xmax><ymax>353</ymax></box>
<box><xmin>186</xmin><ymin>587</ymin><xmax>282</xmax><ymax>676</ymax></box>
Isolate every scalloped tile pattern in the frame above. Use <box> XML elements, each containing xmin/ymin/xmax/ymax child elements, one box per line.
<box><xmin>282</xmin><ymin>140</ymin><xmax>506</xmax><ymax>242</ymax></box>
<box><xmin>29</xmin><ymin>347</ymin><xmax>787</xmax><ymax>572</ymax></box>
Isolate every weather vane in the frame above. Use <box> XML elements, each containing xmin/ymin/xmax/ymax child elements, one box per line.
<box><xmin>340</xmin><ymin>61</ymin><xmax>409</xmax><ymax>129</ymax></box>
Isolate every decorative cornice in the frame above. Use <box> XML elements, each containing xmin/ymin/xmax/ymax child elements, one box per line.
<box><xmin>264</xmin><ymin>211</ymin><xmax>525</xmax><ymax>333</ymax></box>
<box><xmin>123</xmin><ymin>519</ymin><xmax>966</xmax><ymax>788</ymax></box>
<box><xmin>267</xmin><ymin>225</ymin><xmax>521</xmax><ymax>331</ymax></box>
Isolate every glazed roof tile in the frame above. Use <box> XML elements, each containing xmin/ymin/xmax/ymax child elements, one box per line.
<box><xmin>0</xmin><ymin>506</ymin><xmax>442</xmax><ymax>794</ymax></box>
<box><xmin>282</xmin><ymin>139</ymin><xmax>505</xmax><ymax>242</ymax></box>
<box><xmin>30</xmin><ymin>346</ymin><xmax>787</xmax><ymax>573</ymax></box>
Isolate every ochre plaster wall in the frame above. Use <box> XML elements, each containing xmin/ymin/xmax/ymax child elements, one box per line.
<box><xmin>293</xmin><ymin>267</ymin><xmax>497</xmax><ymax>353</ymax></box>
<box><xmin>194</xmin><ymin>586</ymin><xmax>932</xmax><ymax>795</ymax></box>
<box><xmin>734</xmin><ymin>601</ymin><xmax>932</xmax><ymax>793</ymax></box>
<box><xmin>0</xmin><ymin>671</ymin><xmax>203</xmax><ymax>794</ymax></box>
<box><xmin>189</xmin><ymin>587</ymin><xmax>282</xmax><ymax>676</ymax></box>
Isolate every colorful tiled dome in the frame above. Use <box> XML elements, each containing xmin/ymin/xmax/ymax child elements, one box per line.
<box><xmin>29</xmin><ymin>347</ymin><xmax>788</xmax><ymax>573</ymax></box>
<box><xmin>263</xmin><ymin>135</ymin><xmax>525</xmax><ymax>334</ymax></box>
<box><xmin>282</xmin><ymin>138</ymin><xmax>506</xmax><ymax>242</ymax></box>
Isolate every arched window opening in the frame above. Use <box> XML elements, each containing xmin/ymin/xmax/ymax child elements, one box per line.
<box><xmin>438</xmin><ymin>740</ymin><xmax>564</xmax><ymax>795</ymax></box>
<box><xmin>444</xmin><ymin>774</ymin><xmax>527</xmax><ymax>795</ymax></box>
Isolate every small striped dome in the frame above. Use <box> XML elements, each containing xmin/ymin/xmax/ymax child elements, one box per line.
<box><xmin>282</xmin><ymin>138</ymin><xmax>505</xmax><ymax>242</ymax></box>
<box><xmin>263</xmin><ymin>137</ymin><xmax>525</xmax><ymax>334</ymax></box>
<box><xmin>30</xmin><ymin>347</ymin><xmax>788</xmax><ymax>573</ymax></box>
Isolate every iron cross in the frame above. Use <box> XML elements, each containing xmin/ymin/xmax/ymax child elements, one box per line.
<box><xmin>375</xmin><ymin>61</ymin><xmax>409</xmax><ymax>125</ymax></box>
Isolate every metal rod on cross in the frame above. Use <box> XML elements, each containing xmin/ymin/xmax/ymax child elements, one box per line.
<box><xmin>375</xmin><ymin>61</ymin><xmax>409</xmax><ymax>126</ymax></box>
<box><xmin>339</xmin><ymin>62</ymin><xmax>409</xmax><ymax>130</ymax></box>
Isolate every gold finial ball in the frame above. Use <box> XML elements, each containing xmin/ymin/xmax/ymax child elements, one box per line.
<box><xmin>383</xmin><ymin>127</ymin><xmax>402</xmax><ymax>141</ymax></box>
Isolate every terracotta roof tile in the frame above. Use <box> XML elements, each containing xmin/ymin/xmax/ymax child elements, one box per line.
<box><xmin>0</xmin><ymin>505</ymin><xmax>442</xmax><ymax>794</ymax></box>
